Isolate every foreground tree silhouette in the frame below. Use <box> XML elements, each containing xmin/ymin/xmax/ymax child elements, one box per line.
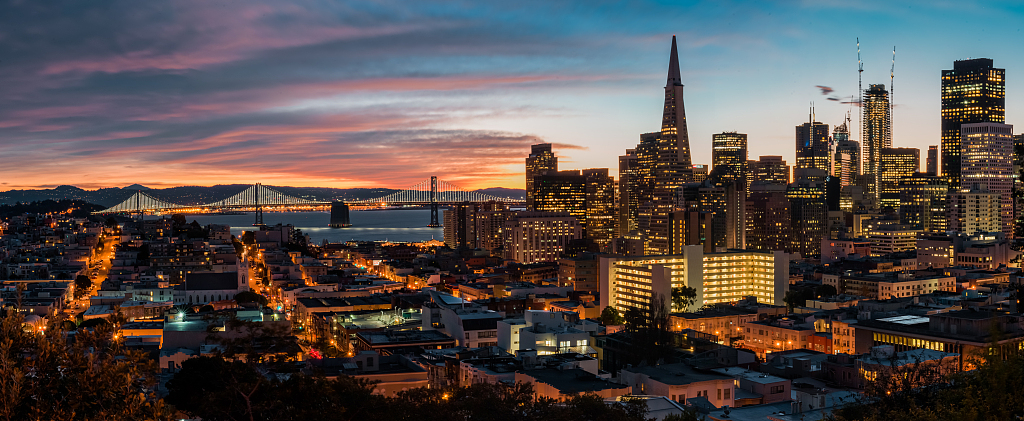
<box><xmin>0</xmin><ymin>312</ymin><xmax>172</xmax><ymax>421</ymax></box>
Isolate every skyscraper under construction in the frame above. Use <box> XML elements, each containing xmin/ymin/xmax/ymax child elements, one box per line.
<box><xmin>863</xmin><ymin>84</ymin><xmax>892</xmax><ymax>200</ymax></box>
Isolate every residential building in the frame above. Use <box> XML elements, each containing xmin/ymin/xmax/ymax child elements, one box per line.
<box><xmin>599</xmin><ymin>248</ymin><xmax>789</xmax><ymax>314</ymax></box>
<box><xmin>503</xmin><ymin>212</ymin><xmax>582</xmax><ymax>264</ymax></box>
<box><xmin>620</xmin><ymin>363</ymin><xmax>736</xmax><ymax>408</ymax></box>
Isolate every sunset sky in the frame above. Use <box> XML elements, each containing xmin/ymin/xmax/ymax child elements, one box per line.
<box><xmin>1</xmin><ymin>1</ymin><xmax>1022</xmax><ymax>191</ymax></box>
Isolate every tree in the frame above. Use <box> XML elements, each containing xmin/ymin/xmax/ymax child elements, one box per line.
<box><xmin>600</xmin><ymin>306</ymin><xmax>625</xmax><ymax>326</ymax></box>
<box><xmin>234</xmin><ymin>291</ymin><xmax>269</xmax><ymax>307</ymax></box>
<box><xmin>815</xmin><ymin>284</ymin><xmax>838</xmax><ymax>299</ymax></box>
<box><xmin>0</xmin><ymin>311</ymin><xmax>173</xmax><ymax>420</ymax></box>
<box><xmin>105</xmin><ymin>217</ymin><xmax>119</xmax><ymax>227</ymax></box>
<box><xmin>170</xmin><ymin>213</ymin><xmax>187</xmax><ymax>227</ymax></box>
<box><xmin>74</xmin><ymin>274</ymin><xmax>92</xmax><ymax>299</ymax></box>
<box><xmin>671</xmin><ymin>286</ymin><xmax>698</xmax><ymax>312</ymax></box>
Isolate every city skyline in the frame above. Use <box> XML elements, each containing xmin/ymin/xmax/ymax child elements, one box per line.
<box><xmin>2</xmin><ymin>1</ymin><xmax>1023</xmax><ymax>191</ymax></box>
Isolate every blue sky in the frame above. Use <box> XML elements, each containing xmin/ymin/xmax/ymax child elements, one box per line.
<box><xmin>0</xmin><ymin>0</ymin><xmax>1021</xmax><ymax>190</ymax></box>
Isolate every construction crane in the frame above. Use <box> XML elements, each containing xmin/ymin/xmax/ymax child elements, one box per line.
<box><xmin>857</xmin><ymin>38</ymin><xmax>863</xmax><ymax>144</ymax></box>
<box><xmin>889</xmin><ymin>46</ymin><xmax>896</xmax><ymax>146</ymax></box>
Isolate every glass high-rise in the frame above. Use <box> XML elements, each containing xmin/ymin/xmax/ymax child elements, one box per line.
<box><xmin>941</xmin><ymin>59</ymin><xmax>1005</xmax><ymax>189</ymax></box>
<box><xmin>795</xmin><ymin>121</ymin><xmax>830</xmax><ymax>177</ymax></box>
<box><xmin>711</xmin><ymin>132</ymin><xmax>748</xmax><ymax>189</ymax></box>
<box><xmin>526</xmin><ymin>143</ymin><xmax>557</xmax><ymax>209</ymax></box>
<box><xmin>863</xmin><ymin>84</ymin><xmax>892</xmax><ymax>200</ymax></box>
<box><xmin>878</xmin><ymin>147</ymin><xmax>920</xmax><ymax>211</ymax></box>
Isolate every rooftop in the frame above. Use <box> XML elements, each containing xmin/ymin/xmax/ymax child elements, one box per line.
<box><xmin>622</xmin><ymin>362</ymin><xmax>733</xmax><ymax>385</ymax></box>
<box><xmin>519</xmin><ymin>368</ymin><xmax>627</xmax><ymax>393</ymax></box>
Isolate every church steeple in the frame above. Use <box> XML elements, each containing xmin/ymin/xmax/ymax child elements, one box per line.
<box><xmin>667</xmin><ymin>35</ymin><xmax>682</xmax><ymax>87</ymax></box>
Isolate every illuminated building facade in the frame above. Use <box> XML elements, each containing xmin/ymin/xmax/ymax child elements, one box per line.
<box><xmin>533</xmin><ymin>169</ymin><xmax>616</xmax><ymax>247</ymax></box>
<box><xmin>865</xmin><ymin>225</ymin><xmax>922</xmax><ymax>256</ymax></box>
<box><xmin>960</xmin><ymin>122</ymin><xmax>1014</xmax><ymax>237</ymax></box>
<box><xmin>711</xmin><ymin>132</ymin><xmax>748</xmax><ymax>189</ymax></box>
<box><xmin>786</xmin><ymin>179</ymin><xmax>826</xmax><ymax>257</ymax></box>
<box><xmin>948</xmin><ymin>188</ymin><xmax>1001</xmax><ymax>235</ymax></box>
<box><xmin>751</xmin><ymin>156</ymin><xmax>790</xmax><ymax>185</ymax></box>
<box><xmin>618</xmin><ymin>133</ymin><xmax>659</xmax><ymax>237</ymax></box>
<box><xmin>926</xmin><ymin>145</ymin><xmax>939</xmax><ymax>176</ymax></box>
<box><xmin>898</xmin><ymin>174</ymin><xmax>948</xmax><ymax>233</ymax></box>
<box><xmin>443</xmin><ymin>204</ymin><xmax>476</xmax><ymax>249</ymax></box>
<box><xmin>598</xmin><ymin>248</ymin><xmax>788</xmax><ymax>314</ymax></box>
<box><xmin>532</xmin><ymin>170</ymin><xmax>587</xmax><ymax>224</ymax></box>
<box><xmin>583</xmin><ymin>168</ymin><xmax>617</xmax><ymax>249</ymax></box>
<box><xmin>648</xmin><ymin>36</ymin><xmax>695</xmax><ymax>255</ymax></box>
<box><xmin>745</xmin><ymin>183</ymin><xmax>791</xmax><ymax>253</ymax></box>
<box><xmin>526</xmin><ymin>143</ymin><xmax>558</xmax><ymax>209</ymax></box>
<box><xmin>834</xmin><ymin>139</ymin><xmax>860</xmax><ymax>187</ymax></box>
<box><xmin>503</xmin><ymin>212</ymin><xmax>582</xmax><ymax>264</ymax></box>
<box><xmin>795</xmin><ymin>121</ymin><xmax>831</xmax><ymax>177</ymax></box>
<box><xmin>941</xmin><ymin>59</ymin><xmax>1005</xmax><ymax>189</ymax></box>
<box><xmin>863</xmin><ymin>84</ymin><xmax>892</xmax><ymax>200</ymax></box>
<box><xmin>878</xmin><ymin>147</ymin><xmax>920</xmax><ymax>211</ymax></box>
<box><xmin>691</xmin><ymin>164</ymin><xmax>708</xmax><ymax>183</ymax></box>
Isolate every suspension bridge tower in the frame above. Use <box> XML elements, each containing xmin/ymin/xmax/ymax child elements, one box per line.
<box><xmin>428</xmin><ymin>176</ymin><xmax>441</xmax><ymax>227</ymax></box>
<box><xmin>253</xmin><ymin>183</ymin><xmax>265</xmax><ymax>226</ymax></box>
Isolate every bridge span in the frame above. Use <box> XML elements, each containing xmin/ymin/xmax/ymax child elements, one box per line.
<box><xmin>93</xmin><ymin>176</ymin><xmax>523</xmax><ymax>227</ymax></box>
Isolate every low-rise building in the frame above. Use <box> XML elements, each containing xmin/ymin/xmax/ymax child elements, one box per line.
<box><xmin>619</xmin><ymin>363</ymin><xmax>735</xmax><ymax>408</ymax></box>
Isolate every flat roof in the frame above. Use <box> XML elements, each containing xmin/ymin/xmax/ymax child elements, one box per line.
<box><xmin>519</xmin><ymin>368</ymin><xmax>627</xmax><ymax>393</ymax></box>
<box><xmin>623</xmin><ymin>363</ymin><xmax>733</xmax><ymax>385</ymax></box>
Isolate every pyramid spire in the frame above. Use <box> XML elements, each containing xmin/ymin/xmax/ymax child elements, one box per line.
<box><xmin>667</xmin><ymin>35</ymin><xmax>681</xmax><ymax>86</ymax></box>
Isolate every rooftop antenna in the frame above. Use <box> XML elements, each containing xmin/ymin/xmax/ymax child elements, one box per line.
<box><xmin>889</xmin><ymin>46</ymin><xmax>896</xmax><ymax>147</ymax></box>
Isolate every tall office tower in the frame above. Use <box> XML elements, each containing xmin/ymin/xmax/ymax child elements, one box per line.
<box><xmin>834</xmin><ymin>121</ymin><xmax>860</xmax><ymax>185</ymax></box>
<box><xmin>878</xmin><ymin>147</ymin><xmax>920</xmax><ymax>211</ymax></box>
<box><xmin>926</xmin><ymin>145</ymin><xmax>939</xmax><ymax>176</ymax></box>
<box><xmin>691</xmin><ymin>165</ymin><xmax>709</xmax><ymax>183</ymax></box>
<box><xmin>863</xmin><ymin>84</ymin><xmax>892</xmax><ymax>200</ymax></box>
<box><xmin>674</xmin><ymin>183</ymin><xmax>727</xmax><ymax>252</ymax></box>
<box><xmin>795</xmin><ymin>121</ymin><xmax>831</xmax><ymax>176</ymax></box>
<box><xmin>443</xmin><ymin>203</ymin><xmax>477</xmax><ymax>249</ymax></box>
<box><xmin>751</xmin><ymin>156</ymin><xmax>790</xmax><ymax>184</ymax></box>
<box><xmin>618</xmin><ymin>150</ymin><xmax>638</xmax><ymax>237</ymax></box>
<box><xmin>710</xmin><ymin>132</ymin><xmax>748</xmax><ymax>189</ymax></box>
<box><xmin>532</xmin><ymin>170</ymin><xmax>587</xmax><ymax>228</ymax></box>
<box><xmin>724</xmin><ymin>183</ymin><xmax>746</xmax><ymax>249</ymax></box>
<box><xmin>526</xmin><ymin>143</ymin><xmax>557</xmax><ymax>209</ymax></box>
<box><xmin>745</xmin><ymin>183</ymin><xmax>791</xmax><ymax>252</ymax></box>
<box><xmin>648</xmin><ymin>36</ymin><xmax>695</xmax><ymax>254</ymax></box>
<box><xmin>899</xmin><ymin>174</ymin><xmax>948</xmax><ymax>233</ymax></box>
<box><xmin>1015</xmin><ymin>134</ymin><xmax>1024</xmax><ymax>236</ymax></box>
<box><xmin>941</xmin><ymin>59</ymin><xmax>1005</xmax><ymax>189</ymax></box>
<box><xmin>583</xmin><ymin>168</ymin><xmax>617</xmax><ymax>249</ymax></box>
<box><xmin>960</xmin><ymin>122</ymin><xmax>1014</xmax><ymax>237</ymax></box>
<box><xmin>786</xmin><ymin>179</ymin><xmax>827</xmax><ymax>257</ymax></box>
<box><xmin>625</xmin><ymin>133</ymin><xmax>660</xmax><ymax>237</ymax></box>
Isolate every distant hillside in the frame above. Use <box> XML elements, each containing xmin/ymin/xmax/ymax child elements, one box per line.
<box><xmin>474</xmin><ymin>188</ymin><xmax>525</xmax><ymax>200</ymax></box>
<box><xmin>0</xmin><ymin>200</ymin><xmax>105</xmax><ymax>218</ymax></box>
<box><xmin>0</xmin><ymin>185</ymin><xmax>521</xmax><ymax>207</ymax></box>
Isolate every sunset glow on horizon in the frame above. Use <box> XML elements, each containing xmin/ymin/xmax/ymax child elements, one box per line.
<box><xmin>2</xmin><ymin>1</ymin><xmax>1023</xmax><ymax>191</ymax></box>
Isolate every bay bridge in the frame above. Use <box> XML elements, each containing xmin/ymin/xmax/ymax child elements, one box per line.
<box><xmin>93</xmin><ymin>176</ymin><xmax>523</xmax><ymax>227</ymax></box>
